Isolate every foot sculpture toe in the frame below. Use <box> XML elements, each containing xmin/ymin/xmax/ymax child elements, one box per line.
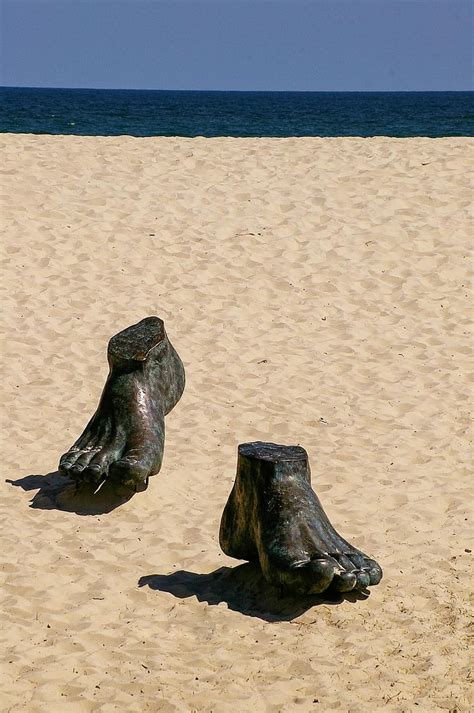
<box><xmin>332</xmin><ymin>569</ymin><xmax>358</xmax><ymax>592</ymax></box>
<box><xmin>272</xmin><ymin>557</ymin><xmax>335</xmax><ymax>595</ymax></box>
<box><xmin>305</xmin><ymin>558</ymin><xmax>337</xmax><ymax>594</ymax></box>
<box><xmin>108</xmin><ymin>455</ymin><xmax>151</xmax><ymax>487</ymax></box>
<box><xmin>366</xmin><ymin>560</ymin><xmax>383</xmax><ymax>586</ymax></box>
<box><xmin>345</xmin><ymin>553</ymin><xmax>382</xmax><ymax>586</ymax></box>
<box><xmin>59</xmin><ymin>451</ymin><xmax>80</xmax><ymax>474</ymax></box>
<box><xmin>69</xmin><ymin>451</ymin><xmax>97</xmax><ymax>473</ymax></box>
<box><xmin>354</xmin><ymin>570</ymin><xmax>371</xmax><ymax>589</ymax></box>
<box><xmin>69</xmin><ymin>462</ymin><xmax>87</xmax><ymax>476</ymax></box>
<box><xmin>83</xmin><ymin>463</ymin><xmax>102</xmax><ymax>480</ymax></box>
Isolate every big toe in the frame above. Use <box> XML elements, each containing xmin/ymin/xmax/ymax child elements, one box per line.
<box><xmin>108</xmin><ymin>448</ymin><xmax>156</xmax><ymax>488</ymax></box>
<box><xmin>331</xmin><ymin>570</ymin><xmax>358</xmax><ymax>592</ymax></box>
<box><xmin>305</xmin><ymin>557</ymin><xmax>337</xmax><ymax>594</ymax></box>
<box><xmin>275</xmin><ymin>557</ymin><xmax>335</xmax><ymax>595</ymax></box>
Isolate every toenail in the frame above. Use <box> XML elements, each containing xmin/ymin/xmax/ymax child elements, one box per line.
<box><xmin>356</xmin><ymin>571</ymin><xmax>370</xmax><ymax>588</ymax></box>
<box><xmin>289</xmin><ymin>559</ymin><xmax>311</xmax><ymax>569</ymax></box>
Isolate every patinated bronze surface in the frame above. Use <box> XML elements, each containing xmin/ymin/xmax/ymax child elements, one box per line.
<box><xmin>220</xmin><ymin>442</ymin><xmax>382</xmax><ymax>595</ymax></box>
<box><xmin>59</xmin><ymin>316</ymin><xmax>185</xmax><ymax>491</ymax></box>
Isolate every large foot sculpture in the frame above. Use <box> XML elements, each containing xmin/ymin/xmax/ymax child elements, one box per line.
<box><xmin>220</xmin><ymin>442</ymin><xmax>382</xmax><ymax>595</ymax></box>
<box><xmin>59</xmin><ymin>317</ymin><xmax>185</xmax><ymax>491</ymax></box>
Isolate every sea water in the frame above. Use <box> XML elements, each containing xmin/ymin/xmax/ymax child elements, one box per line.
<box><xmin>1</xmin><ymin>87</ymin><xmax>472</xmax><ymax>137</ymax></box>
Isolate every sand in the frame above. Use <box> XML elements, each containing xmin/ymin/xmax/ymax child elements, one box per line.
<box><xmin>1</xmin><ymin>134</ymin><xmax>472</xmax><ymax>712</ymax></box>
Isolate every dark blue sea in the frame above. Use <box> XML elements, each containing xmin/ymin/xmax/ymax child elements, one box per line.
<box><xmin>0</xmin><ymin>87</ymin><xmax>472</xmax><ymax>137</ymax></box>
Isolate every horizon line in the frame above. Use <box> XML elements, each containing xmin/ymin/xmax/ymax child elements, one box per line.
<box><xmin>1</xmin><ymin>85</ymin><xmax>473</xmax><ymax>94</ymax></box>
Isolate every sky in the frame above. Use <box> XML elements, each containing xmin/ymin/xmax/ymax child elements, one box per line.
<box><xmin>1</xmin><ymin>0</ymin><xmax>472</xmax><ymax>91</ymax></box>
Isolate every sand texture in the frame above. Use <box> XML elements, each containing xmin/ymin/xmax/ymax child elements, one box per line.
<box><xmin>1</xmin><ymin>135</ymin><xmax>473</xmax><ymax>712</ymax></box>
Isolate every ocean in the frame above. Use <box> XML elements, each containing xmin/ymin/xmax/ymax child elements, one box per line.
<box><xmin>0</xmin><ymin>87</ymin><xmax>472</xmax><ymax>137</ymax></box>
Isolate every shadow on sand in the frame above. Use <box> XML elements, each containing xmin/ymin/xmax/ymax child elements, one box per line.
<box><xmin>139</xmin><ymin>563</ymin><xmax>370</xmax><ymax>622</ymax></box>
<box><xmin>6</xmin><ymin>471</ymin><xmax>137</xmax><ymax>515</ymax></box>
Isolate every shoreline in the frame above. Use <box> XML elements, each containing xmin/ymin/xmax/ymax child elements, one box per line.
<box><xmin>2</xmin><ymin>132</ymin><xmax>473</xmax><ymax>138</ymax></box>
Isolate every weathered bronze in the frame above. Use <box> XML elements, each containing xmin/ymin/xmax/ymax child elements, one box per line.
<box><xmin>59</xmin><ymin>316</ymin><xmax>185</xmax><ymax>491</ymax></box>
<box><xmin>220</xmin><ymin>442</ymin><xmax>382</xmax><ymax>595</ymax></box>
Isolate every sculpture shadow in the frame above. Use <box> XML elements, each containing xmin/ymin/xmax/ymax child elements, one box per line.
<box><xmin>6</xmin><ymin>471</ymin><xmax>137</xmax><ymax>515</ymax></box>
<box><xmin>139</xmin><ymin>563</ymin><xmax>369</xmax><ymax>622</ymax></box>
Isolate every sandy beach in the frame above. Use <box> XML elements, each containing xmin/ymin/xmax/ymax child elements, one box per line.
<box><xmin>1</xmin><ymin>134</ymin><xmax>472</xmax><ymax>712</ymax></box>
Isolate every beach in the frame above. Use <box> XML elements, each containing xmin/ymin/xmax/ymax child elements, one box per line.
<box><xmin>1</xmin><ymin>134</ymin><xmax>472</xmax><ymax>712</ymax></box>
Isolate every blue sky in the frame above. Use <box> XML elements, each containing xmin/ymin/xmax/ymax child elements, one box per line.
<box><xmin>1</xmin><ymin>0</ymin><xmax>472</xmax><ymax>91</ymax></box>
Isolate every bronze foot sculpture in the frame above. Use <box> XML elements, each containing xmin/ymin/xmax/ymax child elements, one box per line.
<box><xmin>219</xmin><ymin>442</ymin><xmax>382</xmax><ymax>595</ymax></box>
<box><xmin>59</xmin><ymin>317</ymin><xmax>185</xmax><ymax>491</ymax></box>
